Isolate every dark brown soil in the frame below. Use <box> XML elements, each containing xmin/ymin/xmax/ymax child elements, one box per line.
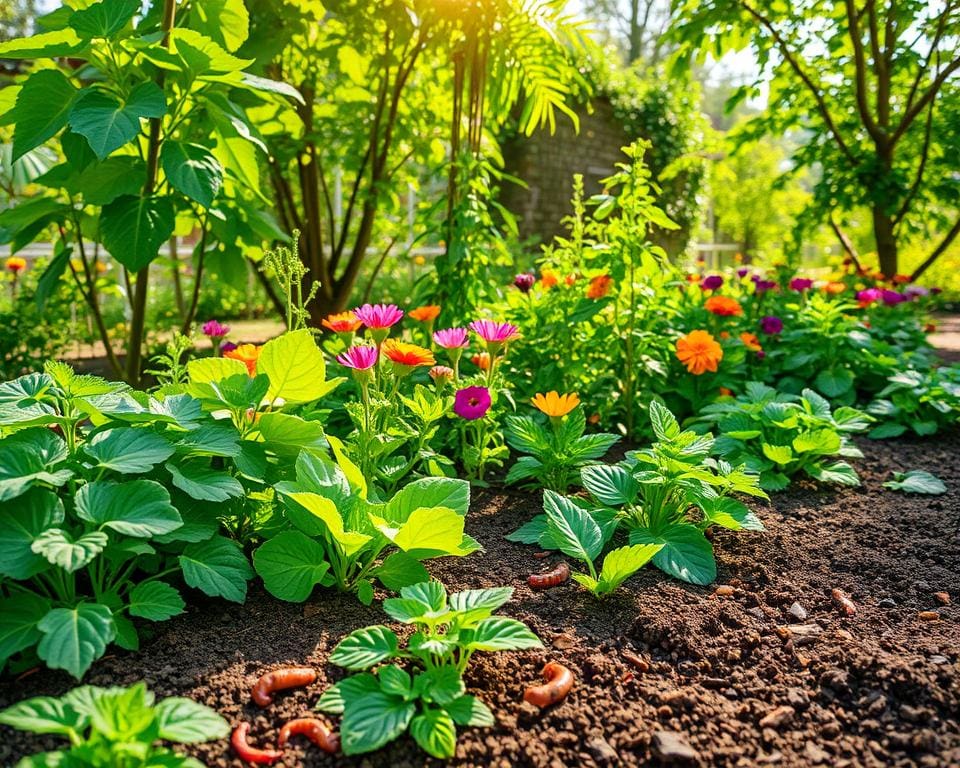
<box><xmin>2</xmin><ymin>433</ymin><xmax>959</xmax><ymax>768</ymax></box>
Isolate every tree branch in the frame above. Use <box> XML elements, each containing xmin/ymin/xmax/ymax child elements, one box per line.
<box><xmin>910</xmin><ymin>216</ymin><xmax>960</xmax><ymax>281</ymax></box>
<box><xmin>893</xmin><ymin>100</ymin><xmax>934</xmax><ymax>226</ymax></box>
<box><xmin>845</xmin><ymin>0</ymin><xmax>881</xmax><ymax>141</ymax></box>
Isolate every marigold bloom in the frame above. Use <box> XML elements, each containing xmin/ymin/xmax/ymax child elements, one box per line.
<box><xmin>676</xmin><ymin>330</ymin><xmax>723</xmax><ymax>375</ymax></box>
<box><xmin>823</xmin><ymin>281</ymin><xmax>846</xmax><ymax>295</ymax></box>
<box><xmin>471</xmin><ymin>352</ymin><xmax>491</xmax><ymax>371</ymax></box>
<box><xmin>354</xmin><ymin>303</ymin><xmax>403</xmax><ymax>329</ymax></box>
<box><xmin>532</xmin><ymin>391</ymin><xmax>580</xmax><ymax>418</ymax></box>
<box><xmin>453</xmin><ymin>386</ymin><xmax>491</xmax><ymax>420</ymax></box>
<box><xmin>540</xmin><ymin>270</ymin><xmax>558</xmax><ymax>288</ymax></box>
<box><xmin>700</xmin><ymin>274</ymin><xmax>724</xmax><ymax>291</ymax></box>
<box><xmin>382</xmin><ymin>339</ymin><xmax>435</xmax><ymax>368</ymax></box>
<box><xmin>704</xmin><ymin>296</ymin><xmax>743</xmax><ymax>317</ymax></box>
<box><xmin>760</xmin><ymin>316</ymin><xmax>783</xmax><ymax>335</ymax></box>
<box><xmin>469</xmin><ymin>319</ymin><xmax>521</xmax><ymax>345</ymax></box>
<box><xmin>408</xmin><ymin>305</ymin><xmax>441</xmax><ymax>323</ymax></box>
<box><xmin>336</xmin><ymin>345</ymin><xmax>378</xmax><ymax>371</ymax></box>
<box><xmin>224</xmin><ymin>344</ymin><xmax>261</xmax><ymax>376</ymax></box>
<box><xmin>739</xmin><ymin>332</ymin><xmax>762</xmax><ymax>352</ymax></box>
<box><xmin>5</xmin><ymin>256</ymin><xmax>26</xmax><ymax>274</ymax></box>
<box><xmin>789</xmin><ymin>277</ymin><xmax>813</xmax><ymax>292</ymax></box>
<box><xmin>514</xmin><ymin>273</ymin><xmax>536</xmax><ymax>293</ymax></box>
<box><xmin>433</xmin><ymin>327</ymin><xmax>469</xmax><ymax>349</ymax></box>
<box><xmin>586</xmin><ymin>275</ymin><xmax>613</xmax><ymax>299</ymax></box>
<box><xmin>322</xmin><ymin>311</ymin><xmax>362</xmax><ymax>333</ymax></box>
<box><xmin>202</xmin><ymin>319</ymin><xmax>230</xmax><ymax>338</ymax></box>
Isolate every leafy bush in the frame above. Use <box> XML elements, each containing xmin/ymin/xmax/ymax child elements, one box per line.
<box><xmin>867</xmin><ymin>367</ymin><xmax>960</xmax><ymax>438</ymax></box>
<box><xmin>697</xmin><ymin>383</ymin><xmax>872</xmax><ymax>491</ymax></box>
<box><xmin>317</xmin><ymin>580</ymin><xmax>541</xmax><ymax>758</ymax></box>
<box><xmin>0</xmin><ymin>682</ymin><xmax>228</xmax><ymax>768</ymax></box>
<box><xmin>509</xmin><ymin>401</ymin><xmax>767</xmax><ymax>587</ymax></box>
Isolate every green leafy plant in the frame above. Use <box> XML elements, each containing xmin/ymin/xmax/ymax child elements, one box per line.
<box><xmin>316</xmin><ymin>580</ymin><xmax>541</xmax><ymax>758</ymax></box>
<box><xmin>697</xmin><ymin>383</ymin><xmax>872</xmax><ymax>491</ymax></box>
<box><xmin>0</xmin><ymin>682</ymin><xmax>229</xmax><ymax>768</ymax></box>
<box><xmin>867</xmin><ymin>367</ymin><xmax>960</xmax><ymax>439</ymax></box>
<box><xmin>253</xmin><ymin>453</ymin><xmax>479</xmax><ymax>605</ymax></box>
<box><xmin>509</xmin><ymin>401</ymin><xmax>767</xmax><ymax>586</ymax></box>
<box><xmin>505</xmin><ymin>398</ymin><xmax>619</xmax><ymax>491</ymax></box>
<box><xmin>883</xmin><ymin>470</ymin><xmax>947</xmax><ymax>495</ymax></box>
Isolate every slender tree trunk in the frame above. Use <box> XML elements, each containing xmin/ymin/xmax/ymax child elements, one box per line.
<box><xmin>872</xmin><ymin>207</ymin><xmax>898</xmax><ymax>277</ymax></box>
<box><xmin>170</xmin><ymin>236</ymin><xmax>185</xmax><ymax>321</ymax></box>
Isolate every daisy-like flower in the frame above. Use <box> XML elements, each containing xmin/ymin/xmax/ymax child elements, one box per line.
<box><xmin>5</xmin><ymin>256</ymin><xmax>26</xmax><ymax>274</ymax></box>
<box><xmin>202</xmin><ymin>320</ymin><xmax>230</xmax><ymax>339</ymax></box>
<box><xmin>469</xmin><ymin>320</ymin><xmax>520</xmax><ymax>352</ymax></box>
<box><xmin>704</xmin><ymin>295</ymin><xmax>744</xmax><ymax>317</ymax></box>
<box><xmin>408</xmin><ymin>305</ymin><xmax>441</xmax><ymax>323</ymax></box>
<box><xmin>433</xmin><ymin>327</ymin><xmax>469</xmax><ymax>349</ymax></box>
<box><xmin>382</xmin><ymin>339</ymin><xmax>435</xmax><ymax>374</ymax></box>
<box><xmin>336</xmin><ymin>345</ymin><xmax>378</xmax><ymax>371</ymax></box>
<box><xmin>514</xmin><ymin>273</ymin><xmax>536</xmax><ymax>293</ymax></box>
<box><xmin>586</xmin><ymin>274</ymin><xmax>613</xmax><ymax>299</ymax></box>
<box><xmin>676</xmin><ymin>330</ymin><xmax>723</xmax><ymax>375</ymax></box>
<box><xmin>739</xmin><ymin>332</ymin><xmax>763</xmax><ymax>352</ymax></box>
<box><xmin>322</xmin><ymin>311</ymin><xmax>362</xmax><ymax>334</ymax></box>
<box><xmin>760</xmin><ymin>316</ymin><xmax>783</xmax><ymax>335</ymax></box>
<box><xmin>355</xmin><ymin>303</ymin><xmax>403</xmax><ymax>344</ymax></box>
<box><xmin>224</xmin><ymin>343</ymin><xmax>261</xmax><ymax>376</ymax></box>
<box><xmin>789</xmin><ymin>277</ymin><xmax>814</xmax><ymax>292</ymax></box>
<box><xmin>531</xmin><ymin>391</ymin><xmax>580</xmax><ymax>418</ymax></box>
<box><xmin>700</xmin><ymin>274</ymin><xmax>724</xmax><ymax>291</ymax></box>
<box><xmin>453</xmin><ymin>386</ymin><xmax>491</xmax><ymax>421</ymax></box>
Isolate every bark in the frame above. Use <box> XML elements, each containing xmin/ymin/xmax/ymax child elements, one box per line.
<box><xmin>872</xmin><ymin>207</ymin><xmax>898</xmax><ymax>277</ymax></box>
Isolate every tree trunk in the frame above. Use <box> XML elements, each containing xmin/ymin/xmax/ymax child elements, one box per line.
<box><xmin>872</xmin><ymin>207</ymin><xmax>898</xmax><ymax>277</ymax></box>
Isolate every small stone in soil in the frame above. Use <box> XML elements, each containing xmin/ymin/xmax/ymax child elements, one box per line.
<box><xmin>587</xmin><ymin>736</ymin><xmax>619</xmax><ymax>763</ymax></box>
<box><xmin>652</xmin><ymin>731</ymin><xmax>699</xmax><ymax>763</ymax></box>
<box><xmin>758</xmin><ymin>705</ymin><xmax>796</xmax><ymax>728</ymax></box>
<box><xmin>552</xmin><ymin>632</ymin><xmax>576</xmax><ymax>649</ymax></box>
<box><xmin>714</xmin><ymin>585</ymin><xmax>735</xmax><ymax>597</ymax></box>
<box><xmin>878</xmin><ymin>598</ymin><xmax>897</xmax><ymax>608</ymax></box>
<box><xmin>934</xmin><ymin>591</ymin><xmax>950</xmax><ymax>605</ymax></box>
<box><xmin>788</xmin><ymin>602</ymin><xmax>807</xmax><ymax>621</ymax></box>
<box><xmin>917</xmin><ymin>611</ymin><xmax>940</xmax><ymax>621</ymax></box>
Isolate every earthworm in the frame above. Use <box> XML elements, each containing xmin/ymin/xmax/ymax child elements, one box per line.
<box><xmin>251</xmin><ymin>667</ymin><xmax>317</xmax><ymax>707</ymax></box>
<box><xmin>231</xmin><ymin>722</ymin><xmax>283</xmax><ymax>765</ymax></box>
<box><xmin>831</xmin><ymin>588</ymin><xmax>857</xmax><ymax>616</ymax></box>
<box><xmin>524</xmin><ymin>661</ymin><xmax>574</xmax><ymax>707</ymax></box>
<box><xmin>278</xmin><ymin>717</ymin><xmax>340</xmax><ymax>754</ymax></box>
<box><xmin>528</xmin><ymin>562</ymin><xmax>570</xmax><ymax>590</ymax></box>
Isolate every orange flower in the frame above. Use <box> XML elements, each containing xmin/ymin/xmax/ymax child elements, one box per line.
<box><xmin>471</xmin><ymin>352</ymin><xmax>491</xmax><ymax>371</ymax></box>
<box><xmin>892</xmin><ymin>273</ymin><xmax>911</xmax><ymax>284</ymax></box>
<box><xmin>704</xmin><ymin>296</ymin><xmax>743</xmax><ymax>317</ymax></box>
<box><xmin>823</xmin><ymin>281</ymin><xmax>846</xmax><ymax>295</ymax></box>
<box><xmin>739</xmin><ymin>332</ymin><xmax>762</xmax><ymax>352</ymax></box>
<box><xmin>676</xmin><ymin>330</ymin><xmax>723</xmax><ymax>375</ymax></box>
<box><xmin>588</xmin><ymin>413</ymin><xmax>601</xmax><ymax>425</ymax></box>
<box><xmin>5</xmin><ymin>256</ymin><xmax>26</xmax><ymax>274</ymax></box>
<box><xmin>718</xmin><ymin>387</ymin><xmax>734</xmax><ymax>397</ymax></box>
<box><xmin>382</xmin><ymin>339</ymin><xmax>435</xmax><ymax>368</ymax></box>
<box><xmin>686</xmin><ymin>273</ymin><xmax>699</xmax><ymax>283</ymax></box>
<box><xmin>719</xmin><ymin>331</ymin><xmax>731</xmax><ymax>340</ymax></box>
<box><xmin>925</xmin><ymin>322</ymin><xmax>937</xmax><ymax>334</ymax></box>
<box><xmin>565</xmin><ymin>274</ymin><xmax>578</xmax><ymax>286</ymax></box>
<box><xmin>322</xmin><ymin>311</ymin><xmax>362</xmax><ymax>333</ymax></box>
<box><xmin>586</xmin><ymin>274</ymin><xmax>613</xmax><ymax>299</ymax></box>
<box><xmin>531</xmin><ymin>391</ymin><xmax>580</xmax><ymax>418</ymax></box>
<box><xmin>224</xmin><ymin>344</ymin><xmax>261</xmax><ymax>376</ymax></box>
<box><xmin>540</xmin><ymin>270</ymin><xmax>558</xmax><ymax>288</ymax></box>
<box><xmin>408</xmin><ymin>305</ymin><xmax>441</xmax><ymax>323</ymax></box>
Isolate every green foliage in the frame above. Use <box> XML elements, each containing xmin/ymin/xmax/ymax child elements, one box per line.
<box><xmin>697</xmin><ymin>383</ymin><xmax>872</xmax><ymax>491</ymax></box>
<box><xmin>317</xmin><ymin>580</ymin><xmax>540</xmax><ymax>757</ymax></box>
<box><xmin>867</xmin><ymin>367</ymin><xmax>960</xmax><ymax>439</ymax></box>
<box><xmin>883</xmin><ymin>470</ymin><xmax>946</xmax><ymax>495</ymax></box>
<box><xmin>509</xmin><ymin>401</ymin><xmax>767</xmax><ymax>587</ymax></box>
<box><xmin>0</xmin><ymin>682</ymin><xmax>228</xmax><ymax>768</ymax></box>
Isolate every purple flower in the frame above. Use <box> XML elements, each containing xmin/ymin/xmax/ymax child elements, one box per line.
<box><xmin>756</xmin><ymin>350</ymin><xmax>767</xmax><ymax>360</ymax></box>
<box><xmin>736</xmin><ymin>267</ymin><xmax>750</xmax><ymax>278</ymax></box>
<box><xmin>881</xmin><ymin>289</ymin><xmax>907</xmax><ymax>306</ymax></box>
<box><xmin>700</xmin><ymin>274</ymin><xmax>724</xmax><ymax>291</ymax></box>
<box><xmin>789</xmin><ymin>277</ymin><xmax>813</xmax><ymax>292</ymax></box>
<box><xmin>433</xmin><ymin>328</ymin><xmax>469</xmax><ymax>349</ymax></box>
<box><xmin>453</xmin><ymin>386</ymin><xmax>491</xmax><ymax>421</ymax></box>
<box><xmin>931</xmin><ymin>287</ymin><xmax>943</xmax><ymax>295</ymax></box>
<box><xmin>760</xmin><ymin>316</ymin><xmax>783</xmax><ymax>335</ymax></box>
<box><xmin>904</xmin><ymin>284</ymin><xmax>929</xmax><ymax>299</ymax></box>
<box><xmin>469</xmin><ymin>320</ymin><xmax>521</xmax><ymax>345</ymax></box>
<box><xmin>202</xmin><ymin>319</ymin><xmax>230</xmax><ymax>338</ymax></box>
<box><xmin>856</xmin><ymin>288</ymin><xmax>883</xmax><ymax>304</ymax></box>
<box><xmin>354</xmin><ymin>303</ymin><xmax>403</xmax><ymax>330</ymax></box>
<box><xmin>514</xmin><ymin>273</ymin><xmax>536</xmax><ymax>293</ymax></box>
<box><xmin>336</xmin><ymin>345</ymin><xmax>378</xmax><ymax>370</ymax></box>
<box><xmin>753</xmin><ymin>279</ymin><xmax>777</xmax><ymax>294</ymax></box>
<box><xmin>220</xmin><ymin>341</ymin><xmax>238</xmax><ymax>354</ymax></box>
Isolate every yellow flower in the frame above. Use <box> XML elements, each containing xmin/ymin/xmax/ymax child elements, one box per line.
<box><xmin>224</xmin><ymin>344</ymin><xmax>261</xmax><ymax>376</ymax></box>
<box><xmin>382</xmin><ymin>339</ymin><xmax>435</xmax><ymax>368</ymax></box>
<box><xmin>676</xmin><ymin>330</ymin><xmax>723</xmax><ymax>375</ymax></box>
<box><xmin>531</xmin><ymin>391</ymin><xmax>580</xmax><ymax>418</ymax></box>
<box><xmin>5</xmin><ymin>256</ymin><xmax>26</xmax><ymax>274</ymax></box>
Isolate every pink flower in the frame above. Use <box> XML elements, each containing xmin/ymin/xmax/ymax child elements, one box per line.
<box><xmin>469</xmin><ymin>320</ymin><xmax>520</xmax><ymax>345</ymax></box>
<box><xmin>336</xmin><ymin>345</ymin><xmax>378</xmax><ymax>370</ymax></box>
<box><xmin>221</xmin><ymin>341</ymin><xmax>238</xmax><ymax>353</ymax></box>
<box><xmin>202</xmin><ymin>319</ymin><xmax>230</xmax><ymax>338</ymax></box>
<box><xmin>354</xmin><ymin>303</ymin><xmax>404</xmax><ymax>330</ymax></box>
<box><xmin>433</xmin><ymin>328</ymin><xmax>469</xmax><ymax>349</ymax></box>
<box><xmin>856</xmin><ymin>288</ymin><xmax>882</xmax><ymax>304</ymax></box>
<box><xmin>453</xmin><ymin>386</ymin><xmax>491</xmax><ymax>420</ymax></box>
<box><xmin>514</xmin><ymin>273</ymin><xmax>536</xmax><ymax>293</ymax></box>
<box><xmin>789</xmin><ymin>277</ymin><xmax>813</xmax><ymax>292</ymax></box>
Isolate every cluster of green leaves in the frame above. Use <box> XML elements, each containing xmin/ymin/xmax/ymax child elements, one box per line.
<box><xmin>316</xmin><ymin>581</ymin><xmax>541</xmax><ymax>758</ymax></box>
<box><xmin>509</xmin><ymin>401</ymin><xmax>767</xmax><ymax>588</ymax></box>
<box><xmin>867</xmin><ymin>367</ymin><xmax>960</xmax><ymax>439</ymax></box>
<box><xmin>883</xmin><ymin>470</ymin><xmax>947</xmax><ymax>495</ymax></box>
<box><xmin>697</xmin><ymin>383</ymin><xmax>872</xmax><ymax>491</ymax></box>
<box><xmin>0</xmin><ymin>682</ymin><xmax>228</xmax><ymax>768</ymax></box>
<box><xmin>505</xmin><ymin>404</ymin><xmax>619</xmax><ymax>491</ymax></box>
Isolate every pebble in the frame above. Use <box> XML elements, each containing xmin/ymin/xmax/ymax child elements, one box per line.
<box><xmin>587</xmin><ymin>736</ymin><xmax>619</xmax><ymax>763</ymax></box>
<box><xmin>805</xmin><ymin>743</ymin><xmax>831</xmax><ymax>764</ymax></box>
<box><xmin>934</xmin><ymin>592</ymin><xmax>950</xmax><ymax>605</ymax></box>
<box><xmin>787</xmin><ymin>602</ymin><xmax>807</xmax><ymax>621</ymax></box>
<box><xmin>552</xmin><ymin>632</ymin><xmax>576</xmax><ymax>649</ymax></box>
<box><xmin>715</xmin><ymin>585</ymin><xmax>736</xmax><ymax>597</ymax></box>
<box><xmin>758</xmin><ymin>705</ymin><xmax>795</xmax><ymax>728</ymax></box>
<box><xmin>652</xmin><ymin>731</ymin><xmax>699</xmax><ymax>762</ymax></box>
<box><xmin>929</xmin><ymin>655</ymin><xmax>950</xmax><ymax>665</ymax></box>
<box><xmin>878</xmin><ymin>598</ymin><xmax>897</xmax><ymax>609</ymax></box>
<box><xmin>785</xmin><ymin>688</ymin><xmax>809</xmax><ymax>710</ymax></box>
<box><xmin>918</xmin><ymin>611</ymin><xmax>940</xmax><ymax>622</ymax></box>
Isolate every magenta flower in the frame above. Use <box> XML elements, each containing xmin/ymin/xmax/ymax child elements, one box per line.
<box><xmin>857</xmin><ymin>288</ymin><xmax>883</xmax><ymax>304</ymax></box>
<box><xmin>760</xmin><ymin>316</ymin><xmax>783</xmax><ymax>335</ymax></box>
<box><xmin>753</xmin><ymin>278</ymin><xmax>777</xmax><ymax>294</ymax></box>
<box><xmin>700</xmin><ymin>274</ymin><xmax>723</xmax><ymax>291</ymax></box>
<box><xmin>354</xmin><ymin>303</ymin><xmax>403</xmax><ymax>330</ymax></box>
<box><xmin>469</xmin><ymin>320</ymin><xmax>521</xmax><ymax>345</ymax></box>
<box><xmin>433</xmin><ymin>327</ymin><xmax>469</xmax><ymax>349</ymax></box>
<box><xmin>881</xmin><ymin>289</ymin><xmax>907</xmax><ymax>306</ymax></box>
<box><xmin>453</xmin><ymin>386</ymin><xmax>491</xmax><ymax>420</ymax></box>
<box><xmin>514</xmin><ymin>273</ymin><xmax>536</xmax><ymax>293</ymax></box>
<box><xmin>336</xmin><ymin>345</ymin><xmax>378</xmax><ymax>370</ymax></box>
<box><xmin>736</xmin><ymin>267</ymin><xmax>750</xmax><ymax>278</ymax></box>
<box><xmin>221</xmin><ymin>341</ymin><xmax>238</xmax><ymax>354</ymax></box>
<box><xmin>202</xmin><ymin>319</ymin><xmax>230</xmax><ymax>338</ymax></box>
<box><xmin>789</xmin><ymin>278</ymin><xmax>813</xmax><ymax>292</ymax></box>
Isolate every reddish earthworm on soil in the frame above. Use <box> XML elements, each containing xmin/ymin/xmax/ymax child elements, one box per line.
<box><xmin>231</xmin><ymin>722</ymin><xmax>284</xmax><ymax>765</ymax></box>
<box><xmin>250</xmin><ymin>667</ymin><xmax>317</xmax><ymax>707</ymax></box>
<box><xmin>831</xmin><ymin>588</ymin><xmax>857</xmax><ymax>616</ymax></box>
<box><xmin>278</xmin><ymin>717</ymin><xmax>340</xmax><ymax>754</ymax></box>
<box><xmin>528</xmin><ymin>562</ymin><xmax>570</xmax><ymax>589</ymax></box>
<box><xmin>524</xmin><ymin>661</ymin><xmax>575</xmax><ymax>707</ymax></box>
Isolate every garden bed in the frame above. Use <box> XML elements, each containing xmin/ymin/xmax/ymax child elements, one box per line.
<box><xmin>2</xmin><ymin>432</ymin><xmax>958</xmax><ymax>768</ymax></box>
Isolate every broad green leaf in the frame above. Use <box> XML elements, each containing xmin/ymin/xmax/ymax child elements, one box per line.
<box><xmin>330</xmin><ymin>626</ymin><xmax>399</xmax><ymax>670</ymax></box>
<box><xmin>69</xmin><ymin>0</ymin><xmax>140</xmax><ymax>38</ymax></box>
<box><xmin>100</xmin><ymin>194</ymin><xmax>175</xmax><ymax>271</ymax></box>
<box><xmin>171</xmin><ymin>28</ymin><xmax>253</xmax><ymax>76</ymax></box>
<box><xmin>86</xmin><ymin>682</ymin><xmax>155</xmax><ymax>740</ymax></box>
<box><xmin>761</xmin><ymin>443</ymin><xmax>793</xmax><ymax>465</ymax></box>
<box><xmin>315</xmin><ymin>674</ymin><xmax>380</xmax><ymax>714</ymax></box>
<box><xmin>154</xmin><ymin>697</ymin><xmax>229</xmax><ymax>743</ymax></box>
<box><xmin>543</xmin><ymin>490</ymin><xmax>603</xmax><ymax>564</ymax></box>
<box><xmin>257</xmin><ymin>329</ymin><xmax>334</xmax><ymax>404</ymax></box>
<box><xmin>410</xmin><ymin>708</ymin><xmax>457</xmax><ymax>759</ymax></box>
<box><xmin>700</xmin><ymin>496</ymin><xmax>765</xmax><ymax>531</ymax></box>
<box><xmin>128</xmin><ymin>581</ymin><xmax>185</xmax><ymax>621</ymax></box>
<box><xmin>152</xmin><ymin>498</ymin><xmax>219</xmax><ymax>544</ymax></box>
<box><xmin>883</xmin><ymin>470</ymin><xmax>946</xmax><ymax>495</ymax></box>
<box><xmin>381</xmin><ymin>597</ymin><xmax>431</xmax><ymax>623</ymax></box>
<box><xmin>814</xmin><ymin>368</ymin><xmax>854</xmax><ymax>398</ymax></box>
<box><xmin>372</xmin><ymin>551</ymin><xmax>430</xmax><ymax>592</ymax></box>
<box><xmin>258</xmin><ymin>412</ymin><xmax>328</xmax><ymax>457</ymax></box>
<box><xmin>630</xmin><ymin>524</ymin><xmax>716</xmax><ymax>585</ymax></box>
<box><xmin>868</xmin><ymin>422</ymin><xmax>907</xmax><ymax>440</ymax></box>
<box><xmin>399</xmin><ymin>581</ymin><xmax>447</xmax><ymax>611</ymax></box>
<box><xmin>84</xmin><ymin>428</ymin><xmax>174</xmax><ymax>474</ymax></box>
<box><xmin>449</xmin><ymin>587</ymin><xmax>513</xmax><ymax>617</ymax></box>
<box><xmin>792</xmin><ymin>429</ymin><xmax>841</xmax><ymax>455</ymax></box>
<box><xmin>31</xmin><ymin>529</ymin><xmax>108</xmax><ymax>573</ymax></box>
<box><xmin>385</xmin><ymin>477</ymin><xmax>470</xmax><ymax>522</ymax></box>
<box><xmin>0</xmin><ymin>488</ymin><xmax>64</xmax><ymax>579</ymax></box>
<box><xmin>166</xmin><ymin>461</ymin><xmax>243</xmax><ymax>502</ymax></box>
<box><xmin>806</xmin><ymin>460</ymin><xmax>860</xmax><ymax>487</ymax></box>
<box><xmin>36</xmin><ymin>603</ymin><xmax>116</xmax><ymax>679</ymax></box>
<box><xmin>465</xmin><ymin>617</ymin><xmax>542</xmax><ymax>652</ymax></box>
<box><xmin>188</xmin><ymin>0</ymin><xmax>249</xmax><ymax>51</ymax></box>
<box><xmin>0</xmin><ymin>29</ymin><xmax>84</xmax><ymax>59</ymax></box>
<box><xmin>10</xmin><ymin>70</ymin><xmax>77</xmax><ymax>161</ymax></box>
<box><xmin>337</xmin><ymin>45</ymin><xmax>367</xmax><ymax>84</ymax></box>
<box><xmin>596</xmin><ymin>543</ymin><xmax>663</xmax><ymax>594</ymax></box>
<box><xmin>283</xmin><ymin>491</ymin><xmax>371</xmax><ymax>556</ymax></box>
<box><xmin>160</xmin><ymin>141</ymin><xmax>222</xmax><ymax>208</ymax></box>
<box><xmin>179</xmin><ymin>536</ymin><xmax>253</xmax><ymax>603</ymax></box>
<box><xmin>187</xmin><ymin>356</ymin><xmax>247</xmax><ymax>383</ymax></box>
<box><xmin>175</xmin><ymin>424</ymin><xmax>241</xmax><ymax>457</ymax></box>
<box><xmin>69</xmin><ymin>82</ymin><xmax>166</xmax><ymax>158</ymax></box>
<box><xmin>373</xmin><ymin>506</ymin><xmax>477</xmax><ymax>558</ymax></box>
<box><xmin>648</xmin><ymin>400</ymin><xmax>681</xmax><ymax>441</ymax></box>
<box><xmin>341</xmin><ymin>691</ymin><xmax>415</xmax><ymax>755</ymax></box>
<box><xmin>378</xmin><ymin>665</ymin><xmax>412</xmax><ymax>698</ymax></box>
<box><xmin>446</xmin><ymin>694</ymin><xmax>495</xmax><ymax>727</ymax></box>
<box><xmin>0</xmin><ymin>695</ymin><xmax>87</xmax><ymax>737</ymax></box>
<box><xmin>0</xmin><ymin>593</ymin><xmax>51</xmax><ymax>666</ymax></box>
<box><xmin>505</xmin><ymin>514</ymin><xmax>547</xmax><ymax>545</ymax></box>
<box><xmin>0</xmin><ymin>442</ymin><xmax>73</xmax><ymax>502</ymax></box>
<box><xmin>75</xmin><ymin>479</ymin><xmax>181</xmax><ymax>537</ymax></box>
<box><xmin>581</xmin><ymin>464</ymin><xmax>638</xmax><ymax>506</ymax></box>
<box><xmin>253</xmin><ymin>531</ymin><xmax>330</xmax><ymax>602</ymax></box>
